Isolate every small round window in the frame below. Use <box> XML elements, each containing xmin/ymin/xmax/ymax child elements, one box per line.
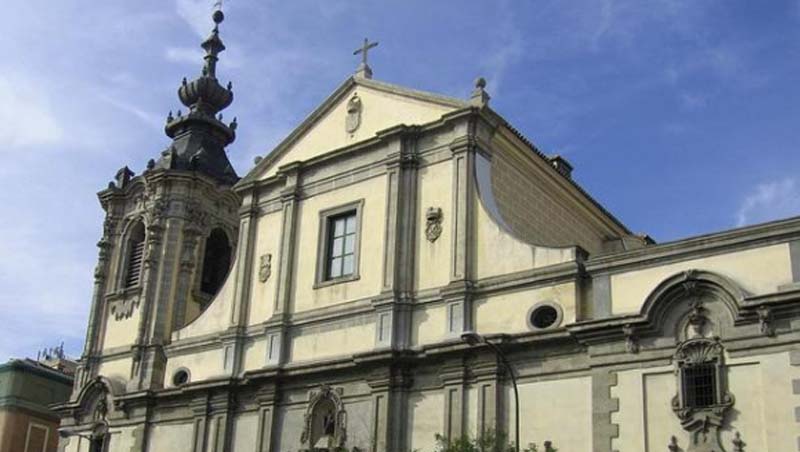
<box><xmin>172</xmin><ymin>369</ymin><xmax>190</xmax><ymax>386</ymax></box>
<box><xmin>527</xmin><ymin>302</ymin><xmax>563</xmax><ymax>330</ymax></box>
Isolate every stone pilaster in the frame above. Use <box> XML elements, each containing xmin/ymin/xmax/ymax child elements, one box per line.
<box><xmin>444</xmin><ymin>130</ymin><xmax>477</xmax><ymax>337</ymax></box>
<box><xmin>75</xmin><ymin>212</ymin><xmax>119</xmax><ymax>395</ymax></box>
<box><xmin>268</xmin><ymin>163</ymin><xmax>302</xmax><ymax>366</ymax></box>
<box><xmin>171</xmin><ymin>223</ymin><xmax>202</xmax><ymax>331</ymax></box>
<box><xmin>187</xmin><ymin>391</ymin><xmax>236</xmax><ymax>452</ymax></box>
<box><xmin>223</xmin><ymin>196</ymin><xmax>259</xmax><ymax>377</ymax></box>
<box><xmin>131</xmin><ymin>212</ymin><xmax>176</xmax><ymax>391</ymax></box>
<box><xmin>128</xmin><ymin>195</ymin><xmax>167</xmax><ymax>391</ymax></box>
<box><xmin>448</xmin><ymin>133</ymin><xmax>476</xmax><ymax>283</ymax></box>
<box><xmin>190</xmin><ymin>394</ymin><xmax>211</xmax><ymax>452</ymax></box>
<box><xmin>145</xmin><ymin>217</ymin><xmax>181</xmax><ymax>342</ymax></box>
<box><xmin>440</xmin><ymin>362</ymin><xmax>467</xmax><ymax>442</ymax></box>
<box><xmin>367</xmin><ymin>366</ymin><xmax>413</xmax><ymax>452</ymax></box>
<box><xmin>230</xmin><ymin>195</ymin><xmax>259</xmax><ymax>328</ymax></box>
<box><xmin>255</xmin><ymin>386</ymin><xmax>279</xmax><ymax>452</ymax></box>
<box><xmin>471</xmin><ymin>359</ymin><xmax>504</xmax><ymax>438</ymax></box>
<box><xmin>592</xmin><ymin>369</ymin><xmax>620</xmax><ymax>452</ymax></box>
<box><xmin>207</xmin><ymin>392</ymin><xmax>236</xmax><ymax>452</ymax></box>
<box><xmin>376</xmin><ymin>129</ymin><xmax>418</xmax><ymax>350</ymax></box>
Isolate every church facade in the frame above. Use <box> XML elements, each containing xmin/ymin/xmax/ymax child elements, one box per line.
<box><xmin>57</xmin><ymin>11</ymin><xmax>800</xmax><ymax>452</ymax></box>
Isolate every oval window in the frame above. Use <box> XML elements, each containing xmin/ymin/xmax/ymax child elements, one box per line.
<box><xmin>172</xmin><ymin>369</ymin><xmax>190</xmax><ymax>386</ymax></box>
<box><xmin>528</xmin><ymin>303</ymin><xmax>561</xmax><ymax>330</ymax></box>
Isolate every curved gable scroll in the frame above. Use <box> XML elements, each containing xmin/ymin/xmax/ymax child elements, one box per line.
<box><xmin>74</xmin><ymin>376</ymin><xmax>120</xmax><ymax>425</ymax></box>
<box><xmin>640</xmin><ymin>269</ymin><xmax>748</xmax><ymax>333</ymax></box>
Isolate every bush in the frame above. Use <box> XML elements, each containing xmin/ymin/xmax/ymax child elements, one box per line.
<box><xmin>432</xmin><ymin>430</ymin><xmax>555</xmax><ymax>452</ymax></box>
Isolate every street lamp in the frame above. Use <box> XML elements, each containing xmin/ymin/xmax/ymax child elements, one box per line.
<box><xmin>58</xmin><ymin>429</ymin><xmax>93</xmax><ymax>440</ymax></box>
<box><xmin>59</xmin><ymin>423</ymin><xmax>108</xmax><ymax>452</ymax></box>
<box><xmin>461</xmin><ymin>331</ymin><xmax>519</xmax><ymax>452</ymax></box>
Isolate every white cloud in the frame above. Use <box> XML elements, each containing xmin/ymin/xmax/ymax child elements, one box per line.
<box><xmin>0</xmin><ymin>211</ymin><xmax>95</xmax><ymax>360</ymax></box>
<box><xmin>736</xmin><ymin>178</ymin><xmax>800</xmax><ymax>227</ymax></box>
<box><xmin>166</xmin><ymin>46</ymin><xmax>205</xmax><ymax>65</ymax></box>
<box><xmin>480</xmin><ymin>0</ymin><xmax>523</xmax><ymax>96</ymax></box>
<box><xmin>97</xmin><ymin>94</ymin><xmax>164</xmax><ymax>131</ymax></box>
<box><xmin>0</xmin><ymin>75</ymin><xmax>63</xmax><ymax>148</ymax></box>
<box><xmin>176</xmin><ymin>0</ymin><xmax>219</xmax><ymax>39</ymax></box>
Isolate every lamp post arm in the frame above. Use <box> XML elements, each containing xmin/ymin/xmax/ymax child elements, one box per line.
<box><xmin>485</xmin><ymin>341</ymin><xmax>520</xmax><ymax>452</ymax></box>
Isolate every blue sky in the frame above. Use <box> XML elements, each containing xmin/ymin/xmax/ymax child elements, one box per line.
<box><xmin>2</xmin><ymin>0</ymin><xmax>800</xmax><ymax>361</ymax></box>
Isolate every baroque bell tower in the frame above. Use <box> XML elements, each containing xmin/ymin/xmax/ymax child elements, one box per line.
<box><xmin>74</xmin><ymin>9</ymin><xmax>242</xmax><ymax>394</ymax></box>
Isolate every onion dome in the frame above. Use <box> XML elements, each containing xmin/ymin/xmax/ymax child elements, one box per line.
<box><xmin>176</xmin><ymin>10</ymin><xmax>233</xmax><ymax>116</ymax></box>
<box><xmin>154</xmin><ymin>9</ymin><xmax>239</xmax><ymax>186</ymax></box>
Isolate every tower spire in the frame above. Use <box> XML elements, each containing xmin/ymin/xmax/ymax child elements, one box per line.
<box><xmin>152</xmin><ymin>9</ymin><xmax>239</xmax><ymax>185</ymax></box>
<box><xmin>201</xmin><ymin>9</ymin><xmax>226</xmax><ymax>79</ymax></box>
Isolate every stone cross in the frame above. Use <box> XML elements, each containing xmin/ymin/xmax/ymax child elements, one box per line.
<box><xmin>353</xmin><ymin>38</ymin><xmax>379</xmax><ymax>66</ymax></box>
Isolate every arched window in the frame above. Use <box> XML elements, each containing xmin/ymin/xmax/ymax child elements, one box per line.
<box><xmin>124</xmin><ymin>222</ymin><xmax>146</xmax><ymax>288</ymax></box>
<box><xmin>200</xmin><ymin>228</ymin><xmax>231</xmax><ymax>295</ymax></box>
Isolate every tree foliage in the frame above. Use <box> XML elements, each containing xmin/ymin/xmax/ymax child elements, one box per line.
<box><xmin>432</xmin><ymin>430</ymin><xmax>555</xmax><ymax>452</ymax></box>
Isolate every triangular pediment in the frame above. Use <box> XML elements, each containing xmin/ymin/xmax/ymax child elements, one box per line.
<box><xmin>240</xmin><ymin>76</ymin><xmax>468</xmax><ymax>183</ymax></box>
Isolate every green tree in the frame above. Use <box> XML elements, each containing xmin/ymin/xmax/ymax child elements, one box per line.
<box><xmin>432</xmin><ymin>430</ymin><xmax>555</xmax><ymax>452</ymax></box>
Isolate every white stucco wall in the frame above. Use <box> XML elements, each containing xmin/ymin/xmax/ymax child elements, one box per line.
<box><xmin>259</xmin><ymin>84</ymin><xmax>455</xmax><ymax>180</ymax></box>
<box><xmin>610</xmin><ymin>243</ymin><xmax>792</xmax><ymax>315</ymax></box>
<box><xmin>407</xmin><ymin>390</ymin><xmax>445</xmax><ymax>452</ymax></box>
<box><xmin>415</xmin><ymin>160</ymin><xmax>453</xmax><ymax>291</ymax></box>
<box><xmin>291</xmin><ymin>176</ymin><xmax>387</xmax><ymax>313</ymax></box>
<box><xmin>474</xmin><ymin>283</ymin><xmax>577</xmax><ymax>335</ymax></box>
<box><xmin>289</xmin><ymin>317</ymin><xmax>375</xmax><ymax>363</ymax></box>
<box><xmin>247</xmin><ymin>211</ymin><xmax>282</xmax><ymax>325</ymax></box>
<box><xmin>612</xmin><ymin>351</ymin><xmax>800</xmax><ymax>451</ymax></box>
<box><xmin>164</xmin><ymin>348</ymin><xmax>226</xmax><ymax>386</ymax></box>
<box><xmin>231</xmin><ymin>413</ymin><xmax>259</xmax><ymax>452</ymax></box>
<box><xmin>102</xmin><ymin>308</ymin><xmax>140</xmax><ymax>350</ymax></box>
<box><xmin>507</xmin><ymin>376</ymin><xmax>592</xmax><ymax>451</ymax></box>
<box><xmin>147</xmin><ymin>423</ymin><xmax>194</xmax><ymax>451</ymax></box>
<box><xmin>411</xmin><ymin>304</ymin><xmax>447</xmax><ymax>347</ymax></box>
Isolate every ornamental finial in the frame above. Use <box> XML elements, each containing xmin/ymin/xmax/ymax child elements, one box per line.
<box><xmin>201</xmin><ymin>8</ymin><xmax>226</xmax><ymax>79</ymax></box>
<box><xmin>470</xmin><ymin>76</ymin><xmax>490</xmax><ymax>107</ymax></box>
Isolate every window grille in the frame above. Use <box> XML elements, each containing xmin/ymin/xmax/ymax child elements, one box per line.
<box><xmin>683</xmin><ymin>364</ymin><xmax>716</xmax><ymax>408</ymax></box>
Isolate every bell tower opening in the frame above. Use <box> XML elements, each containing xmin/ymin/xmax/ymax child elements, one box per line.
<box><xmin>200</xmin><ymin>228</ymin><xmax>232</xmax><ymax>296</ymax></box>
<box><xmin>124</xmin><ymin>221</ymin><xmax>146</xmax><ymax>288</ymax></box>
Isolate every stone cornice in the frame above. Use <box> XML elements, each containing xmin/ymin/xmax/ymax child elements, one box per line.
<box><xmin>586</xmin><ymin>216</ymin><xmax>800</xmax><ymax>274</ymax></box>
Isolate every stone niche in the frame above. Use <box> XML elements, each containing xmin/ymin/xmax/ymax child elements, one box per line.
<box><xmin>300</xmin><ymin>384</ymin><xmax>348</xmax><ymax>452</ymax></box>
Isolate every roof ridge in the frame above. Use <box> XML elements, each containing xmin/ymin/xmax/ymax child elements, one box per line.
<box><xmin>354</xmin><ymin>77</ymin><xmax>469</xmax><ymax>108</ymax></box>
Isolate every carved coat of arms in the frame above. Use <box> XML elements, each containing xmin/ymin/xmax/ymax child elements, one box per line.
<box><xmin>425</xmin><ymin>207</ymin><xmax>443</xmax><ymax>242</ymax></box>
<box><xmin>259</xmin><ymin>254</ymin><xmax>272</xmax><ymax>283</ymax></box>
<box><xmin>346</xmin><ymin>93</ymin><xmax>362</xmax><ymax>133</ymax></box>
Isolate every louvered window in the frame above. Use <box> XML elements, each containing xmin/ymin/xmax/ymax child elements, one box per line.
<box><xmin>125</xmin><ymin>222</ymin><xmax>146</xmax><ymax>288</ymax></box>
